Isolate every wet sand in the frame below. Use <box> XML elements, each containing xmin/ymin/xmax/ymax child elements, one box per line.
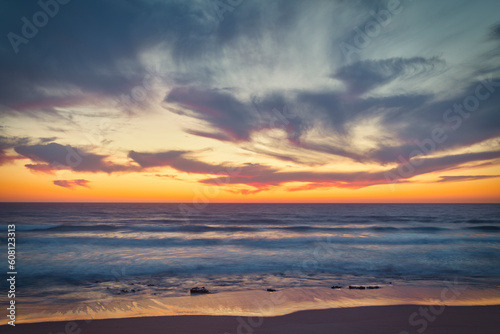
<box><xmin>2</xmin><ymin>305</ymin><xmax>500</xmax><ymax>334</ymax></box>
<box><xmin>4</xmin><ymin>285</ymin><xmax>500</xmax><ymax>325</ymax></box>
<box><xmin>3</xmin><ymin>285</ymin><xmax>500</xmax><ymax>333</ymax></box>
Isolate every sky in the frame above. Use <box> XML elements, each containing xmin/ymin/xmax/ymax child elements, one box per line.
<box><xmin>0</xmin><ymin>0</ymin><xmax>500</xmax><ymax>202</ymax></box>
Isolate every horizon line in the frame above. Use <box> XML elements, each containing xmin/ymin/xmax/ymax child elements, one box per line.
<box><xmin>1</xmin><ymin>201</ymin><xmax>499</xmax><ymax>204</ymax></box>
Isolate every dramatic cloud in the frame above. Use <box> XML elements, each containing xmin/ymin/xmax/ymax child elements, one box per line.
<box><xmin>129</xmin><ymin>148</ymin><xmax>500</xmax><ymax>193</ymax></box>
<box><xmin>53</xmin><ymin>179</ymin><xmax>90</xmax><ymax>189</ymax></box>
<box><xmin>128</xmin><ymin>150</ymin><xmax>276</xmax><ymax>176</ymax></box>
<box><xmin>166</xmin><ymin>87</ymin><xmax>315</xmax><ymax>149</ymax></box>
<box><xmin>166</xmin><ymin>88</ymin><xmax>258</xmax><ymax>142</ymax></box>
<box><xmin>15</xmin><ymin>143</ymin><xmax>137</xmax><ymax>173</ymax></box>
<box><xmin>334</xmin><ymin>57</ymin><xmax>446</xmax><ymax>96</ymax></box>
<box><xmin>199</xmin><ymin>150</ymin><xmax>500</xmax><ymax>192</ymax></box>
<box><xmin>16</xmin><ymin>143</ymin><xmax>500</xmax><ymax>192</ymax></box>
<box><xmin>0</xmin><ymin>0</ymin><xmax>216</xmax><ymax>115</ymax></box>
<box><xmin>166</xmin><ymin>75</ymin><xmax>500</xmax><ymax>167</ymax></box>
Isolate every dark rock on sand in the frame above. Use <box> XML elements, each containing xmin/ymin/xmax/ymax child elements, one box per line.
<box><xmin>267</xmin><ymin>288</ymin><xmax>277</xmax><ymax>292</ymax></box>
<box><xmin>348</xmin><ymin>285</ymin><xmax>381</xmax><ymax>290</ymax></box>
<box><xmin>331</xmin><ymin>285</ymin><xmax>343</xmax><ymax>289</ymax></box>
<box><xmin>349</xmin><ymin>285</ymin><xmax>366</xmax><ymax>290</ymax></box>
<box><xmin>190</xmin><ymin>287</ymin><xmax>210</xmax><ymax>294</ymax></box>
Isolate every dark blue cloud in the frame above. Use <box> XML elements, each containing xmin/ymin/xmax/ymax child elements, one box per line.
<box><xmin>166</xmin><ymin>70</ymin><xmax>500</xmax><ymax>166</ymax></box>
<box><xmin>15</xmin><ymin>142</ymin><xmax>136</xmax><ymax>173</ymax></box>
<box><xmin>334</xmin><ymin>57</ymin><xmax>446</xmax><ymax>95</ymax></box>
<box><xmin>0</xmin><ymin>0</ymin><xmax>223</xmax><ymax>114</ymax></box>
<box><xmin>166</xmin><ymin>87</ymin><xmax>256</xmax><ymax>141</ymax></box>
<box><xmin>489</xmin><ymin>22</ymin><xmax>500</xmax><ymax>40</ymax></box>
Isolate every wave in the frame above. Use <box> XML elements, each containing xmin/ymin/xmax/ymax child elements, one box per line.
<box><xmin>44</xmin><ymin>224</ymin><xmax>120</xmax><ymax>232</ymax></box>
<box><xmin>15</xmin><ymin>224</ymin><xmax>62</xmax><ymax>231</ymax></box>
<box><xmin>19</xmin><ymin>222</ymin><xmax>500</xmax><ymax>236</ymax></box>
<box><xmin>466</xmin><ymin>219</ymin><xmax>500</xmax><ymax>224</ymax></box>
<box><xmin>13</xmin><ymin>249</ymin><xmax>500</xmax><ymax>288</ymax></box>
<box><xmin>20</xmin><ymin>223</ymin><xmax>260</xmax><ymax>233</ymax></box>
<box><xmin>128</xmin><ymin>224</ymin><xmax>259</xmax><ymax>233</ymax></box>
<box><xmin>466</xmin><ymin>226</ymin><xmax>500</xmax><ymax>232</ymax></box>
<box><xmin>18</xmin><ymin>234</ymin><xmax>500</xmax><ymax>249</ymax></box>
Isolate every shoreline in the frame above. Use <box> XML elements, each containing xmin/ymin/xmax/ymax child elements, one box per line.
<box><xmin>2</xmin><ymin>305</ymin><xmax>500</xmax><ymax>334</ymax></box>
<box><xmin>3</xmin><ymin>284</ymin><xmax>500</xmax><ymax>326</ymax></box>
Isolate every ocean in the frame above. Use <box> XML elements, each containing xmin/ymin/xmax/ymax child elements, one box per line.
<box><xmin>1</xmin><ymin>203</ymin><xmax>500</xmax><ymax>306</ymax></box>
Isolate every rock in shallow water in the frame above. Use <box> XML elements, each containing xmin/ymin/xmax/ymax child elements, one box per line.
<box><xmin>190</xmin><ymin>287</ymin><xmax>210</xmax><ymax>294</ymax></box>
<box><xmin>348</xmin><ymin>285</ymin><xmax>381</xmax><ymax>290</ymax></box>
<box><xmin>349</xmin><ymin>285</ymin><xmax>366</xmax><ymax>290</ymax></box>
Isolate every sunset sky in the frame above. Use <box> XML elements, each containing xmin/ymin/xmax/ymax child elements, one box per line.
<box><xmin>1</xmin><ymin>0</ymin><xmax>500</xmax><ymax>202</ymax></box>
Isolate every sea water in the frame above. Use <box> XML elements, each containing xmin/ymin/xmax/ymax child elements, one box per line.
<box><xmin>1</xmin><ymin>203</ymin><xmax>499</xmax><ymax>305</ymax></box>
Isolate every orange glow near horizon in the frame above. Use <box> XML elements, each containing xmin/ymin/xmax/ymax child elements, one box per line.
<box><xmin>1</xmin><ymin>158</ymin><xmax>499</xmax><ymax>203</ymax></box>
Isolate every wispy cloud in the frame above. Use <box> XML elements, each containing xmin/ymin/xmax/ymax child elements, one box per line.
<box><xmin>334</xmin><ymin>57</ymin><xmax>446</xmax><ymax>96</ymax></box>
<box><xmin>436</xmin><ymin>175</ymin><xmax>500</xmax><ymax>183</ymax></box>
<box><xmin>53</xmin><ymin>179</ymin><xmax>90</xmax><ymax>189</ymax></box>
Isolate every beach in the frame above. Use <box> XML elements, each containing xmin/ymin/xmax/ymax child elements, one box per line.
<box><xmin>3</xmin><ymin>305</ymin><xmax>500</xmax><ymax>334</ymax></box>
<box><xmin>2</xmin><ymin>285</ymin><xmax>500</xmax><ymax>330</ymax></box>
<box><xmin>1</xmin><ymin>203</ymin><xmax>499</xmax><ymax>331</ymax></box>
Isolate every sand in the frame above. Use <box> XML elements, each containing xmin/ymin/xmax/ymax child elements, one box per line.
<box><xmin>6</xmin><ymin>285</ymin><xmax>500</xmax><ymax>325</ymax></box>
<box><xmin>3</xmin><ymin>285</ymin><xmax>500</xmax><ymax>333</ymax></box>
<box><xmin>2</xmin><ymin>305</ymin><xmax>499</xmax><ymax>334</ymax></box>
